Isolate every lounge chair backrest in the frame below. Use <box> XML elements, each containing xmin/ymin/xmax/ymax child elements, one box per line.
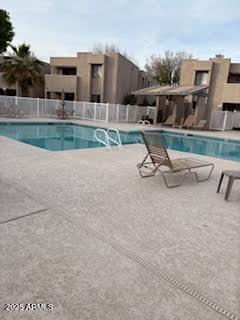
<box><xmin>164</xmin><ymin>114</ymin><xmax>175</xmax><ymax>125</ymax></box>
<box><xmin>141</xmin><ymin>132</ymin><xmax>173</xmax><ymax>169</ymax></box>
<box><xmin>183</xmin><ymin>115</ymin><xmax>195</xmax><ymax>127</ymax></box>
<box><xmin>196</xmin><ymin>120</ymin><xmax>207</xmax><ymax>128</ymax></box>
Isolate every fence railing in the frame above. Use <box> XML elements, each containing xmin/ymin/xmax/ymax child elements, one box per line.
<box><xmin>209</xmin><ymin>110</ymin><xmax>240</xmax><ymax>131</ymax></box>
<box><xmin>0</xmin><ymin>95</ymin><xmax>157</xmax><ymax>123</ymax></box>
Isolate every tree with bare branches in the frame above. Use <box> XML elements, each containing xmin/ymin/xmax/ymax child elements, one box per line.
<box><xmin>145</xmin><ymin>50</ymin><xmax>192</xmax><ymax>85</ymax></box>
<box><xmin>92</xmin><ymin>43</ymin><xmax>138</xmax><ymax>66</ymax></box>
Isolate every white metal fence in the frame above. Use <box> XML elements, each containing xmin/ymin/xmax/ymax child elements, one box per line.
<box><xmin>209</xmin><ymin>110</ymin><xmax>240</xmax><ymax>131</ymax></box>
<box><xmin>0</xmin><ymin>95</ymin><xmax>157</xmax><ymax>123</ymax></box>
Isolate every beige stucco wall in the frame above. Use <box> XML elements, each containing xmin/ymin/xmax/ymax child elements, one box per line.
<box><xmin>180</xmin><ymin>58</ymin><xmax>240</xmax><ymax>110</ymax></box>
<box><xmin>45</xmin><ymin>52</ymin><xmax>148</xmax><ymax>104</ymax></box>
<box><xmin>50</xmin><ymin>57</ymin><xmax>77</xmax><ymax>69</ymax></box>
<box><xmin>115</xmin><ymin>54</ymin><xmax>140</xmax><ymax>104</ymax></box>
<box><xmin>206</xmin><ymin>58</ymin><xmax>231</xmax><ymax>118</ymax></box>
<box><xmin>222</xmin><ymin>83</ymin><xmax>240</xmax><ymax>103</ymax></box>
<box><xmin>45</xmin><ymin>75</ymin><xmax>77</xmax><ymax>93</ymax></box>
<box><xmin>76</xmin><ymin>53</ymin><xmax>91</xmax><ymax>101</ymax></box>
<box><xmin>229</xmin><ymin>63</ymin><xmax>240</xmax><ymax>74</ymax></box>
<box><xmin>180</xmin><ymin>60</ymin><xmax>213</xmax><ymax>86</ymax></box>
<box><xmin>180</xmin><ymin>58</ymin><xmax>234</xmax><ymax>121</ymax></box>
<box><xmin>101</xmin><ymin>54</ymin><xmax>118</xmax><ymax>103</ymax></box>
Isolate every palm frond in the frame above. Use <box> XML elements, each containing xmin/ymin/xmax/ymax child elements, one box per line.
<box><xmin>1</xmin><ymin>43</ymin><xmax>44</xmax><ymax>94</ymax></box>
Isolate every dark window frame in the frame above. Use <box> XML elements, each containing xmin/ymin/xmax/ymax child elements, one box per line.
<box><xmin>227</xmin><ymin>73</ymin><xmax>240</xmax><ymax>83</ymax></box>
<box><xmin>194</xmin><ymin>70</ymin><xmax>209</xmax><ymax>85</ymax></box>
<box><xmin>222</xmin><ymin>103</ymin><xmax>240</xmax><ymax>111</ymax></box>
<box><xmin>64</xmin><ymin>92</ymin><xmax>75</xmax><ymax>101</ymax></box>
<box><xmin>57</xmin><ymin>67</ymin><xmax>77</xmax><ymax>75</ymax></box>
<box><xmin>91</xmin><ymin>94</ymin><xmax>101</xmax><ymax>103</ymax></box>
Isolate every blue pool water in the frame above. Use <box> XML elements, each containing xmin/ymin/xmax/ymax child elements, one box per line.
<box><xmin>0</xmin><ymin>122</ymin><xmax>240</xmax><ymax>162</ymax></box>
<box><xmin>0</xmin><ymin>123</ymin><xmax>139</xmax><ymax>151</ymax></box>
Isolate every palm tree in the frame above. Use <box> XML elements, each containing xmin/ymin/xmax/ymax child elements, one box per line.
<box><xmin>1</xmin><ymin>43</ymin><xmax>44</xmax><ymax>96</ymax></box>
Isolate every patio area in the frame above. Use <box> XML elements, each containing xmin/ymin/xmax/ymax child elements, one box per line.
<box><xmin>0</xmin><ymin>129</ymin><xmax>240</xmax><ymax>320</ymax></box>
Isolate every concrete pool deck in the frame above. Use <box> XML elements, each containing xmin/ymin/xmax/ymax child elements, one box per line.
<box><xmin>0</xmin><ymin>126</ymin><xmax>240</xmax><ymax>319</ymax></box>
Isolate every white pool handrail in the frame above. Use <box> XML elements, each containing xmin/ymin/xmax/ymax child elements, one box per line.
<box><xmin>143</xmin><ymin>120</ymin><xmax>151</xmax><ymax>127</ymax></box>
<box><xmin>94</xmin><ymin>128</ymin><xmax>122</xmax><ymax>150</ymax></box>
<box><xmin>94</xmin><ymin>128</ymin><xmax>110</xmax><ymax>150</ymax></box>
<box><xmin>107</xmin><ymin>128</ymin><xmax>122</xmax><ymax>149</ymax></box>
<box><xmin>137</xmin><ymin>120</ymin><xmax>151</xmax><ymax>127</ymax></box>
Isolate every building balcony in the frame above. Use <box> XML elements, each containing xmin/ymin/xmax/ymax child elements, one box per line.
<box><xmin>45</xmin><ymin>74</ymin><xmax>78</xmax><ymax>93</ymax></box>
<box><xmin>222</xmin><ymin>83</ymin><xmax>240</xmax><ymax>103</ymax></box>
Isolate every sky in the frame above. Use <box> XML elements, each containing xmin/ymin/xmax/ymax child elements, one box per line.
<box><xmin>1</xmin><ymin>0</ymin><xmax>240</xmax><ymax>68</ymax></box>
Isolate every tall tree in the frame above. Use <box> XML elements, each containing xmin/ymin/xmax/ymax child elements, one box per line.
<box><xmin>1</xmin><ymin>43</ymin><xmax>44</xmax><ymax>96</ymax></box>
<box><xmin>0</xmin><ymin>9</ymin><xmax>14</xmax><ymax>54</ymax></box>
<box><xmin>145</xmin><ymin>50</ymin><xmax>192</xmax><ymax>85</ymax></box>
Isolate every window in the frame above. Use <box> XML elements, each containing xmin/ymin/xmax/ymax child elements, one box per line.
<box><xmin>194</xmin><ymin>71</ymin><xmax>208</xmax><ymax>85</ymax></box>
<box><xmin>223</xmin><ymin>103</ymin><xmax>240</xmax><ymax>111</ymax></box>
<box><xmin>6</xmin><ymin>89</ymin><xmax>16</xmax><ymax>96</ymax></box>
<box><xmin>228</xmin><ymin>73</ymin><xmax>240</xmax><ymax>83</ymax></box>
<box><xmin>91</xmin><ymin>64</ymin><xmax>102</xmax><ymax>79</ymax></box>
<box><xmin>91</xmin><ymin>94</ymin><xmax>101</xmax><ymax>103</ymax></box>
<box><xmin>64</xmin><ymin>92</ymin><xmax>75</xmax><ymax>101</ymax></box>
<box><xmin>0</xmin><ymin>88</ymin><xmax>16</xmax><ymax>96</ymax></box>
<box><xmin>61</xmin><ymin>67</ymin><xmax>76</xmax><ymax>75</ymax></box>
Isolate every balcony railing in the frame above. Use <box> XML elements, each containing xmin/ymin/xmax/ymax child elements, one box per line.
<box><xmin>45</xmin><ymin>74</ymin><xmax>78</xmax><ymax>92</ymax></box>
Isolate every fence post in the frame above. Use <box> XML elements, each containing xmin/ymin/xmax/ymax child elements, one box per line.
<box><xmin>222</xmin><ymin>111</ymin><xmax>228</xmax><ymax>131</ymax></box>
<box><xmin>37</xmin><ymin>97</ymin><xmax>40</xmax><ymax>117</ymax></box>
<box><xmin>94</xmin><ymin>102</ymin><xmax>97</xmax><ymax>120</ymax></box>
<box><xmin>83</xmin><ymin>102</ymin><xmax>85</xmax><ymax>120</ymax></box>
<box><xmin>126</xmin><ymin>104</ymin><xmax>129</xmax><ymax>122</ymax></box>
<box><xmin>154</xmin><ymin>107</ymin><xmax>158</xmax><ymax>125</ymax></box>
<box><xmin>134</xmin><ymin>106</ymin><xmax>138</xmax><ymax>122</ymax></box>
<box><xmin>73</xmin><ymin>100</ymin><xmax>76</xmax><ymax>115</ymax></box>
<box><xmin>232</xmin><ymin>110</ymin><xmax>235</xmax><ymax>129</ymax></box>
<box><xmin>15</xmin><ymin>95</ymin><xmax>18</xmax><ymax>106</ymax></box>
<box><xmin>209</xmin><ymin>111</ymin><xmax>214</xmax><ymax>130</ymax></box>
<box><xmin>106</xmin><ymin>103</ymin><xmax>109</xmax><ymax>122</ymax></box>
<box><xmin>117</xmin><ymin>104</ymin><xmax>120</xmax><ymax>122</ymax></box>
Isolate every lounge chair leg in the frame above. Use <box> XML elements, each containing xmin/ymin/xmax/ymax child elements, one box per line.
<box><xmin>137</xmin><ymin>154</ymin><xmax>153</xmax><ymax>178</ymax></box>
<box><xmin>137</xmin><ymin>154</ymin><xmax>163</xmax><ymax>178</ymax></box>
<box><xmin>217</xmin><ymin>173</ymin><xmax>224</xmax><ymax>193</ymax></box>
<box><xmin>137</xmin><ymin>163</ymin><xmax>161</xmax><ymax>178</ymax></box>
<box><xmin>225</xmin><ymin>177</ymin><xmax>234</xmax><ymax>201</ymax></box>
<box><xmin>190</xmin><ymin>164</ymin><xmax>214</xmax><ymax>182</ymax></box>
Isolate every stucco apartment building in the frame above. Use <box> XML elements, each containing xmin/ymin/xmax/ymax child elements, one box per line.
<box><xmin>45</xmin><ymin>52</ymin><xmax>150</xmax><ymax>104</ymax></box>
<box><xmin>180</xmin><ymin>56</ymin><xmax>240</xmax><ymax>118</ymax></box>
<box><xmin>0</xmin><ymin>57</ymin><xmax>49</xmax><ymax>98</ymax></box>
<box><xmin>133</xmin><ymin>56</ymin><xmax>240</xmax><ymax>126</ymax></box>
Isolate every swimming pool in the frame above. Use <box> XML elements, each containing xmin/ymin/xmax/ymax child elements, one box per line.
<box><xmin>0</xmin><ymin>122</ymin><xmax>240</xmax><ymax>162</ymax></box>
<box><xmin>153</xmin><ymin>130</ymin><xmax>240</xmax><ymax>162</ymax></box>
<box><xmin>0</xmin><ymin>122</ymin><xmax>139</xmax><ymax>151</ymax></box>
